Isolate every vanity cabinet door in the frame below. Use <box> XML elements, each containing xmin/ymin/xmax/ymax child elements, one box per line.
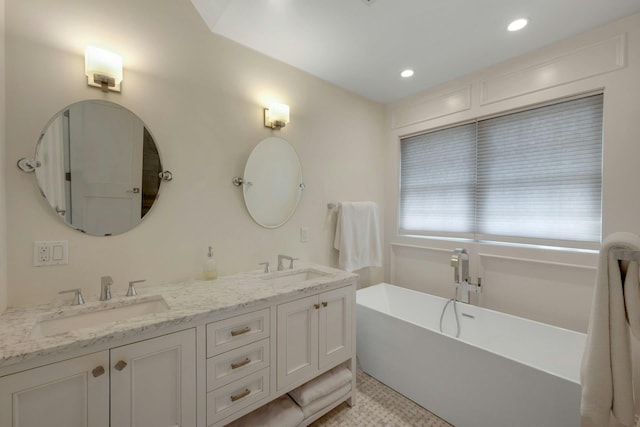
<box><xmin>110</xmin><ymin>329</ymin><xmax>196</xmax><ymax>427</ymax></box>
<box><xmin>318</xmin><ymin>286</ymin><xmax>352</xmax><ymax>370</ymax></box>
<box><xmin>276</xmin><ymin>294</ymin><xmax>319</xmax><ymax>391</ymax></box>
<box><xmin>276</xmin><ymin>286</ymin><xmax>354</xmax><ymax>392</ymax></box>
<box><xmin>0</xmin><ymin>351</ymin><xmax>109</xmax><ymax>427</ymax></box>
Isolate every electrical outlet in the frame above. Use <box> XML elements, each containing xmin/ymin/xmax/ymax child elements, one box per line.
<box><xmin>300</xmin><ymin>227</ymin><xmax>309</xmax><ymax>243</ymax></box>
<box><xmin>34</xmin><ymin>241</ymin><xmax>68</xmax><ymax>267</ymax></box>
<box><xmin>38</xmin><ymin>244</ymin><xmax>50</xmax><ymax>263</ymax></box>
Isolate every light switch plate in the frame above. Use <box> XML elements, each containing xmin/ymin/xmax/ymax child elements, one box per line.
<box><xmin>300</xmin><ymin>227</ymin><xmax>309</xmax><ymax>243</ymax></box>
<box><xmin>34</xmin><ymin>240</ymin><xmax>68</xmax><ymax>266</ymax></box>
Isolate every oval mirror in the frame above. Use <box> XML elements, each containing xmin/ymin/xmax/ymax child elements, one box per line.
<box><xmin>242</xmin><ymin>137</ymin><xmax>303</xmax><ymax>228</ymax></box>
<box><xmin>34</xmin><ymin>100</ymin><xmax>164</xmax><ymax>236</ymax></box>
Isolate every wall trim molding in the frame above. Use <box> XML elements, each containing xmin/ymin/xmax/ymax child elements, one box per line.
<box><xmin>478</xmin><ymin>252</ymin><xmax>596</xmax><ymax>271</ymax></box>
<box><xmin>389</xmin><ymin>242</ymin><xmax>596</xmax><ymax>283</ymax></box>
<box><xmin>480</xmin><ymin>34</ymin><xmax>626</xmax><ymax>105</ymax></box>
<box><xmin>391</xmin><ymin>85</ymin><xmax>471</xmax><ymax>129</ymax></box>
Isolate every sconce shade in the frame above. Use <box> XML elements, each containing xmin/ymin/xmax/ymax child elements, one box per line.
<box><xmin>264</xmin><ymin>103</ymin><xmax>290</xmax><ymax>129</ymax></box>
<box><xmin>85</xmin><ymin>46</ymin><xmax>123</xmax><ymax>92</ymax></box>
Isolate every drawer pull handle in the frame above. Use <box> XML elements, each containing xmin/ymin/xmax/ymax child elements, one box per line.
<box><xmin>230</xmin><ymin>388</ymin><xmax>251</xmax><ymax>402</ymax></box>
<box><xmin>230</xmin><ymin>326</ymin><xmax>251</xmax><ymax>337</ymax></box>
<box><xmin>314</xmin><ymin>304</ymin><xmax>320</xmax><ymax>310</ymax></box>
<box><xmin>114</xmin><ymin>360</ymin><xmax>128</xmax><ymax>371</ymax></box>
<box><xmin>231</xmin><ymin>358</ymin><xmax>251</xmax><ymax>370</ymax></box>
<box><xmin>322</xmin><ymin>301</ymin><xmax>328</xmax><ymax>307</ymax></box>
<box><xmin>92</xmin><ymin>366</ymin><xmax>105</xmax><ymax>378</ymax></box>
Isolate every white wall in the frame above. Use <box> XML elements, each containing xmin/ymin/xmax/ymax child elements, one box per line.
<box><xmin>0</xmin><ymin>0</ymin><xmax>7</xmax><ymax>312</ymax></box>
<box><xmin>4</xmin><ymin>0</ymin><xmax>385</xmax><ymax>307</ymax></box>
<box><xmin>385</xmin><ymin>13</ymin><xmax>640</xmax><ymax>333</ymax></box>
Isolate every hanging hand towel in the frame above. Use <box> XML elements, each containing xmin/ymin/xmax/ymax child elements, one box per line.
<box><xmin>625</xmin><ymin>262</ymin><xmax>640</xmax><ymax>341</ymax></box>
<box><xmin>333</xmin><ymin>201</ymin><xmax>382</xmax><ymax>272</ymax></box>
<box><xmin>581</xmin><ymin>232</ymin><xmax>638</xmax><ymax>427</ymax></box>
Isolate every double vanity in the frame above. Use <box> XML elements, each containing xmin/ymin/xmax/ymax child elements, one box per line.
<box><xmin>0</xmin><ymin>263</ymin><xmax>357</xmax><ymax>427</ymax></box>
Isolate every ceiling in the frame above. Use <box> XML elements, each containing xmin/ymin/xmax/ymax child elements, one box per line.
<box><xmin>190</xmin><ymin>0</ymin><xmax>640</xmax><ymax>104</ymax></box>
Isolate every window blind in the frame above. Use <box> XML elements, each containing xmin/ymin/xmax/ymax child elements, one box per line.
<box><xmin>400</xmin><ymin>123</ymin><xmax>476</xmax><ymax>234</ymax></box>
<box><xmin>476</xmin><ymin>94</ymin><xmax>603</xmax><ymax>243</ymax></box>
<box><xmin>399</xmin><ymin>94</ymin><xmax>603</xmax><ymax>246</ymax></box>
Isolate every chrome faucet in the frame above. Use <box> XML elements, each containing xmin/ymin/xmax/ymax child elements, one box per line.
<box><xmin>259</xmin><ymin>262</ymin><xmax>271</xmax><ymax>273</ymax></box>
<box><xmin>59</xmin><ymin>288</ymin><xmax>85</xmax><ymax>305</ymax></box>
<box><xmin>450</xmin><ymin>248</ymin><xmax>469</xmax><ymax>284</ymax></box>
<box><xmin>277</xmin><ymin>254</ymin><xmax>298</xmax><ymax>271</ymax></box>
<box><xmin>450</xmin><ymin>248</ymin><xmax>481</xmax><ymax>303</ymax></box>
<box><xmin>100</xmin><ymin>276</ymin><xmax>113</xmax><ymax>301</ymax></box>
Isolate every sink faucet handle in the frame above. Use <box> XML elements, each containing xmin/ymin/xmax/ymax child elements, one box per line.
<box><xmin>259</xmin><ymin>262</ymin><xmax>270</xmax><ymax>273</ymax></box>
<box><xmin>100</xmin><ymin>276</ymin><xmax>113</xmax><ymax>301</ymax></box>
<box><xmin>289</xmin><ymin>258</ymin><xmax>299</xmax><ymax>269</ymax></box>
<box><xmin>127</xmin><ymin>280</ymin><xmax>145</xmax><ymax>297</ymax></box>
<box><xmin>59</xmin><ymin>288</ymin><xmax>85</xmax><ymax>305</ymax></box>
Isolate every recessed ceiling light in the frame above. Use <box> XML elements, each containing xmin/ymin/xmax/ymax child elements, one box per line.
<box><xmin>401</xmin><ymin>69</ymin><xmax>414</xmax><ymax>78</ymax></box>
<box><xmin>507</xmin><ymin>18</ymin><xmax>529</xmax><ymax>32</ymax></box>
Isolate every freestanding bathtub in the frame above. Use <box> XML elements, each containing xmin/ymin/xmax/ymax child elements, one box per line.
<box><xmin>356</xmin><ymin>283</ymin><xmax>586</xmax><ymax>427</ymax></box>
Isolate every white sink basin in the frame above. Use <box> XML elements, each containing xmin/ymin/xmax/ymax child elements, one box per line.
<box><xmin>261</xmin><ymin>268</ymin><xmax>329</xmax><ymax>285</ymax></box>
<box><xmin>31</xmin><ymin>296</ymin><xmax>169</xmax><ymax>338</ymax></box>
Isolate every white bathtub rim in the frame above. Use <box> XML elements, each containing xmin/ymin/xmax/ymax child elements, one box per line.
<box><xmin>357</xmin><ymin>282</ymin><xmax>585</xmax><ymax>385</ymax></box>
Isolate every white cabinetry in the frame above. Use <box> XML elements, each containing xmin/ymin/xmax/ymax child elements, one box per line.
<box><xmin>111</xmin><ymin>329</ymin><xmax>196</xmax><ymax>427</ymax></box>
<box><xmin>206</xmin><ymin>308</ymin><xmax>271</xmax><ymax>426</ymax></box>
<box><xmin>0</xmin><ymin>268</ymin><xmax>356</xmax><ymax>427</ymax></box>
<box><xmin>0</xmin><ymin>351</ymin><xmax>109</xmax><ymax>427</ymax></box>
<box><xmin>276</xmin><ymin>286</ymin><xmax>352</xmax><ymax>391</ymax></box>
<box><xmin>0</xmin><ymin>329</ymin><xmax>195</xmax><ymax>427</ymax></box>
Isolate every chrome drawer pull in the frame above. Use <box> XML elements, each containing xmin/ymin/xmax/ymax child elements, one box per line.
<box><xmin>230</xmin><ymin>388</ymin><xmax>250</xmax><ymax>402</ymax></box>
<box><xmin>230</xmin><ymin>326</ymin><xmax>251</xmax><ymax>337</ymax></box>
<box><xmin>231</xmin><ymin>358</ymin><xmax>251</xmax><ymax>370</ymax></box>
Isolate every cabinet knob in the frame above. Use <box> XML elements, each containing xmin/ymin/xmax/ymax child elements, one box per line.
<box><xmin>314</xmin><ymin>304</ymin><xmax>320</xmax><ymax>310</ymax></box>
<box><xmin>114</xmin><ymin>360</ymin><xmax>128</xmax><ymax>371</ymax></box>
<box><xmin>322</xmin><ymin>301</ymin><xmax>328</xmax><ymax>307</ymax></box>
<box><xmin>92</xmin><ymin>366</ymin><xmax>105</xmax><ymax>378</ymax></box>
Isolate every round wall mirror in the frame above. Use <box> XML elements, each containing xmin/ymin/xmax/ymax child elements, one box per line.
<box><xmin>241</xmin><ymin>137</ymin><xmax>303</xmax><ymax>228</ymax></box>
<box><xmin>33</xmin><ymin>100</ymin><xmax>164</xmax><ymax>236</ymax></box>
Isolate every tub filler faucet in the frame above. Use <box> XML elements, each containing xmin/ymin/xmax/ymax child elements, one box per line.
<box><xmin>450</xmin><ymin>248</ymin><xmax>481</xmax><ymax>303</ymax></box>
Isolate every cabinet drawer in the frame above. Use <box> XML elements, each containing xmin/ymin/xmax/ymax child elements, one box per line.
<box><xmin>207</xmin><ymin>338</ymin><xmax>270</xmax><ymax>391</ymax></box>
<box><xmin>206</xmin><ymin>368</ymin><xmax>270</xmax><ymax>425</ymax></box>
<box><xmin>207</xmin><ymin>308</ymin><xmax>270</xmax><ymax>357</ymax></box>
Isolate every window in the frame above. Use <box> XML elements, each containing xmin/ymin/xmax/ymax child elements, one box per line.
<box><xmin>399</xmin><ymin>94</ymin><xmax>603</xmax><ymax>247</ymax></box>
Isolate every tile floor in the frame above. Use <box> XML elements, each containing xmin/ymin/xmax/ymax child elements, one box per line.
<box><xmin>311</xmin><ymin>371</ymin><xmax>453</xmax><ymax>427</ymax></box>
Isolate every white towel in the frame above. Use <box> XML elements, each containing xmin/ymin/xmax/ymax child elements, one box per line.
<box><xmin>333</xmin><ymin>201</ymin><xmax>382</xmax><ymax>272</ymax></box>
<box><xmin>288</xmin><ymin>365</ymin><xmax>353</xmax><ymax>407</ymax></box>
<box><xmin>581</xmin><ymin>232</ymin><xmax>639</xmax><ymax>427</ymax></box>
<box><xmin>225</xmin><ymin>394</ymin><xmax>303</xmax><ymax>427</ymax></box>
<box><xmin>625</xmin><ymin>263</ymin><xmax>640</xmax><ymax>340</ymax></box>
<box><xmin>300</xmin><ymin>382</ymin><xmax>352</xmax><ymax>419</ymax></box>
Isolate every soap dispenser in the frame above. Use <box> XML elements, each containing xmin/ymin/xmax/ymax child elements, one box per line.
<box><xmin>203</xmin><ymin>246</ymin><xmax>218</xmax><ymax>280</ymax></box>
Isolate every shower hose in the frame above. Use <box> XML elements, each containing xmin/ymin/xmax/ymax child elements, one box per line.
<box><xmin>439</xmin><ymin>284</ymin><xmax>460</xmax><ymax>338</ymax></box>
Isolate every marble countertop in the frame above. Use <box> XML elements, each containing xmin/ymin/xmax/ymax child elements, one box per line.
<box><xmin>0</xmin><ymin>263</ymin><xmax>357</xmax><ymax>369</ymax></box>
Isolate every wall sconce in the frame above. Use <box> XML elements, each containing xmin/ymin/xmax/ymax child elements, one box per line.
<box><xmin>264</xmin><ymin>103</ymin><xmax>290</xmax><ymax>130</ymax></box>
<box><xmin>85</xmin><ymin>46</ymin><xmax>123</xmax><ymax>93</ymax></box>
